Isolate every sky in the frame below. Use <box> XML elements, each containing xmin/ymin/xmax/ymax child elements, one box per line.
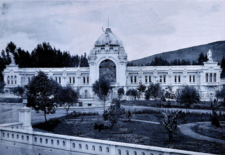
<box><xmin>0</xmin><ymin>0</ymin><xmax>225</xmax><ymax>61</ymax></box>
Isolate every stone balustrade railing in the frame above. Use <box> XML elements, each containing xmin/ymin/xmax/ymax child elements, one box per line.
<box><xmin>0</xmin><ymin>122</ymin><xmax>214</xmax><ymax>155</ymax></box>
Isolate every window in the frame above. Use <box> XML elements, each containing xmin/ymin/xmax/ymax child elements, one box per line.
<box><xmin>210</xmin><ymin>73</ymin><xmax>212</xmax><ymax>82</ymax></box>
<box><xmin>70</xmin><ymin>77</ymin><xmax>71</xmax><ymax>83</ymax></box>
<box><xmin>163</xmin><ymin>75</ymin><xmax>166</xmax><ymax>83</ymax></box>
<box><xmin>11</xmin><ymin>76</ymin><xmax>13</xmax><ymax>84</ymax></box>
<box><xmin>73</xmin><ymin>77</ymin><xmax>75</xmax><ymax>83</ymax></box>
<box><xmin>131</xmin><ymin>76</ymin><xmax>133</xmax><ymax>83</ymax></box>
<box><xmin>83</xmin><ymin>77</ymin><xmax>85</xmax><ymax>83</ymax></box>
<box><xmin>178</xmin><ymin>76</ymin><xmax>181</xmax><ymax>83</ymax></box>
<box><xmin>145</xmin><ymin>76</ymin><xmax>147</xmax><ymax>83</ymax></box>
<box><xmin>87</xmin><ymin>77</ymin><xmax>89</xmax><ymax>83</ymax></box>
<box><xmin>149</xmin><ymin>76</ymin><xmax>151</xmax><ymax>82</ymax></box>
<box><xmin>189</xmin><ymin>75</ymin><xmax>191</xmax><ymax>82</ymax></box>
<box><xmin>160</xmin><ymin>76</ymin><xmax>162</xmax><ymax>83</ymax></box>
<box><xmin>206</xmin><ymin>73</ymin><xmax>208</xmax><ymax>82</ymax></box>
<box><xmin>14</xmin><ymin>76</ymin><xmax>17</xmax><ymax>84</ymax></box>
<box><xmin>174</xmin><ymin>76</ymin><xmax>177</xmax><ymax>83</ymax></box>
<box><xmin>59</xmin><ymin>77</ymin><xmax>61</xmax><ymax>84</ymax></box>
<box><xmin>55</xmin><ymin>77</ymin><xmax>57</xmax><ymax>82</ymax></box>
<box><xmin>193</xmin><ymin>75</ymin><xmax>195</xmax><ymax>83</ymax></box>
<box><xmin>134</xmin><ymin>76</ymin><xmax>137</xmax><ymax>83</ymax></box>
<box><xmin>214</xmin><ymin>73</ymin><xmax>216</xmax><ymax>82</ymax></box>
<box><xmin>7</xmin><ymin>76</ymin><xmax>10</xmax><ymax>84</ymax></box>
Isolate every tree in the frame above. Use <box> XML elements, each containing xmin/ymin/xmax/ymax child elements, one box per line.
<box><xmin>59</xmin><ymin>84</ymin><xmax>79</xmax><ymax>114</ymax></box>
<box><xmin>103</xmin><ymin>98</ymin><xmax>125</xmax><ymax>129</ymax></box>
<box><xmin>126</xmin><ymin>89</ymin><xmax>139</xmax><ymax>100</ymax></box>
<box><xmin>26</xmin><ymin>71</ymin><xmax>60</xmax><ymax>122</ymax></box>
<box><xmin>0</xmin><ymin>81</ymin><xmax>5</xmax><ymax>93</ymax></box>
<box><xmin>177</xmin><ymin>86</ymin><xmax>199</xmax><ymax>108</ymax></box>
<box><xmin>221</xmin><ymin>58</ymin><xmax>225</xmax><ymax>78</ymax></box>
<box><xmin>11</xmin><ymin>86</ymin><xmax>25</xmax><ymax>98</ymax></box>
<box><xmin>215</xmin><ymin>87</ymin><xmax>225</xmax><ymax>106</ymax></box>
<box><xmin>145</xmin><ymin>83</ymin><xmax>162</xmax><ymax>100</ymax></box>
<box><xmin>197</xmin><ymin>53</ymin><xmax>208</xmax><ymax>65</ymax></box>
<box><xmin>92</xmin><ymin>76</ymin><xmax>111</xmax><ymax>111</ymax></box>
<box><xmin>137</xmin><ymin>82</ymin><xmax>146</xmax><ymax>99</ymax></box>
<box><xmin>160</xmin><ymin>110</ymin><xmax>181</xmax><ymax>142</ymax></box>
<box><xmin>117</xmin><ymin>87</ymin><xmax>124</xmax><ymax>100</ymax></box>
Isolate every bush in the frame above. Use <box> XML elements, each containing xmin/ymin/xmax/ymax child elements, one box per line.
<box><xmin>212</xmin><ymin>111</ymin><xmax>220</xmax><ymax>127</ymax></box>
<box><xmin>32</xmin><ymin>118</ymin><xmax>61</xmax><ymax>132</ymax></box>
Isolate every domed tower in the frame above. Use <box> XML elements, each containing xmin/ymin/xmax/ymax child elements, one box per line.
<box><xmin>88</xmin><ymin>27</ymin><xmax>127</xmax><ymax>87</ymax></box>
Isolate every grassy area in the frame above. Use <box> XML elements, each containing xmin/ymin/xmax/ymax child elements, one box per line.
<box><xmin>193</xmin><ymin>123</ymin><xmax>225</xmax><ymax>140</ymax></box>
<box><xmin>33</xmin><ymin>110</ymin><xmax>225</xmax><ymax>154</ymax></box>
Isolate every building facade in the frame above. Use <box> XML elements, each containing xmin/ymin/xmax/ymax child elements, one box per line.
<box><xmin>3</xmin><ymin>28</ymin><xmax>225</xmax><ymax>101</ymax></box>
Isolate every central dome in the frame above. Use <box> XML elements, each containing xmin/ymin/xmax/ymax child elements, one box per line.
<box><xmin>94</xmin><ymin>28</ymin><xmax>123</xmax><ymax>47</ymax></box>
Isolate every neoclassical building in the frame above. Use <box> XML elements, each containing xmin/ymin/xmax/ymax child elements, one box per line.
<box><xmin>3</xmin><ymin>27</ymin><xmax>225</xmax><ymax>101</ymax></box>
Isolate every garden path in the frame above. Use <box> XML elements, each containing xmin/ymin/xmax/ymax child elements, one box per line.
<box><xmin>131</xmin><ymin>118</ymin><xmax>225</xmax><ymax>144</ymax></box>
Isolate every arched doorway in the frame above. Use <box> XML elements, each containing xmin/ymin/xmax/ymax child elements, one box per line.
<box><xmin>99</xmin><ymin>59</ymin><xmax>116</xmax><ymax>84</ymax></box>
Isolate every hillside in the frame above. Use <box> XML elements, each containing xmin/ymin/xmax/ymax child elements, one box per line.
<box><xmin>130</xmin><ymin>41</ymin><xmax>225</xmax><ymax>65</ymax></box>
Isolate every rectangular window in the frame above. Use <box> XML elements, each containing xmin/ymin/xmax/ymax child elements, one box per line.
<box><xmin>131</xmin><ymin>76</ymin><xmax>133</xmax><ymax>83</ymax></box>
<box><xmin>149</xmin><ymin>76</ymin><xmax>151</xmax><ymax>83</ymax></box>
<box><xmin>87</xmin><ymin>77</ymin><xmax>89</xmax><ymax>83</ymax></box>
<box><xmin>69</xmin><ymin>77</ymin><xmax>71</xmax><ymax>83</ymax></box>
<box><xmin>214</xmin><ymin>73</ymin><xmax>216</xmax><ymax>82</ymax></box>
<box><xmin>83</xmin><ymin>77</ymin><xmax>85</xmax><ymax>83</ymax></box>
<box><xmin>210</xmin><ymin>73</ymin><xmax>212</xmax><ymax>82</ymax></box>
<box><xmin>174</xmin><ymin>76</ymin><xmax>177</xmax><ymax>83</ymax></box>
<box><xmin>189</xmin><ymin>75</ymin><xmax>191</xmax><ymax>82</ymax></box>
<box><xmin>164</xmin><ymin>75</ymin><xmax>166</xmax><ymax>83</ymax></box>
<box><xmin>134</xmin><ymin>76</ymin><xmax>137</xmax><ymax>83</ymax></box>
<box><xmin>193</xmin><ymin>75</ymin><xmax>195</xmax><ymax>83</ymax></box>
<box><xmin>145</xmin><ymin>76</ymin><xmax>147</xmax><ymax>83</ymax></box>
<box><xmin>206</xmin><ymin>73</ymin><xmax>208</xmax><ymax>82</ymax></box>
<box><xmin>59</xmin><ymin>77</ymin><xmax>61</xmax><ymax>84</ymax></box>
<box><xmin>159</xmin><ymin>76</ymin><xmax>162</xmax><ymax>83</ymax></box>
<box><xmin>178</xmin><ymin>76</ymin><xmax>181</xmax><ymax>83</ymax></box>
<box><xmin>73</xmin><ymin>77</ymin><xmax>75</xmax><ymax>83</ymax></box>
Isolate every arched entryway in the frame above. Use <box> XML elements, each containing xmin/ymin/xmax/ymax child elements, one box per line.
<box><xmin>99</xmin><ymin>59</ymin><xmax>116</xmax><ymax>84</ymax></box>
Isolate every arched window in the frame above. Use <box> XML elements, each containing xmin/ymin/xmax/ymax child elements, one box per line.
<box><xmin>99</xmin><ymin>59</ymin><xmax>116</xmax><ymax>83</ymax></box>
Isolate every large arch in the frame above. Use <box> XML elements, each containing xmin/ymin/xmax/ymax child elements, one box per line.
<box><xmin>99</xmin><ymin>59</ymin><xmax>116</xmax><ymax>83</ymax></box>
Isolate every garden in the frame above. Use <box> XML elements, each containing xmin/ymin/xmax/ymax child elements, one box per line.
<box><xmin>33</xmin><ymin>108</ymin><xmax>225</xmax><ymax>154</ymax></box>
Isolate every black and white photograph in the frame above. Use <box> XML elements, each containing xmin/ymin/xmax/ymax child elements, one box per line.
<box><xmin>0</xmin><ymin>0</ymin><xmax>225</xmax><ymax>155</ymax></box>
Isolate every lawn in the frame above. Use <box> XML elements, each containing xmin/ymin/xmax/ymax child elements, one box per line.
<box><xmin>33</xmin><ymin>110</ymin><xmax>225</xmax><ymax>154</ymax></box>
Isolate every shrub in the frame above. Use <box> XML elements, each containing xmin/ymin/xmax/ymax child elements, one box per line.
<box><xmin>212</xmin><ymin>111</ymin><xmax>220</xmax><ymax>127</ymax></box>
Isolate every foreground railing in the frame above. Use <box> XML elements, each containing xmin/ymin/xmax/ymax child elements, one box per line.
<box><xmin>0</xmin><ymin>122</ymin><xmax>214</xmax><ymax>155</ymax></box>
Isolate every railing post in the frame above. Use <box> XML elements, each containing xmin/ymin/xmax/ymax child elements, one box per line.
<box><xmin>18</xmin><ymin>106</ymin><xmax>33</xmax><ymax>131</ymax></box>
<box><xmin>66</xmin><ymin>139</ymin><xmax>71</xmax><ymax>151</ymax></box>
<box><xmin>110</xmin><ymin>145</ymin><xmax>116</xmax><ymax>155</ymax></box>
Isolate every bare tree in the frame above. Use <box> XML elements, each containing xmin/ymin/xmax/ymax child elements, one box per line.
<box><xmin>160</xmin><ymin>110</ymin><xmax>181</xmax><ymax>141</ymax></box>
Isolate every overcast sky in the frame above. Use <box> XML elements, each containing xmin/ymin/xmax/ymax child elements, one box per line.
<box><xmin>0</xmin><ymin>0</ymin><xmax>224</xmax><ymax>61</ymax></box>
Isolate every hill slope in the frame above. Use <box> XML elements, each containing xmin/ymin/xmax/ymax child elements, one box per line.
<box><xmin>130</xmin><ymin>41</ymin><xmax>225</xmax><ymax>65</ymax></box>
